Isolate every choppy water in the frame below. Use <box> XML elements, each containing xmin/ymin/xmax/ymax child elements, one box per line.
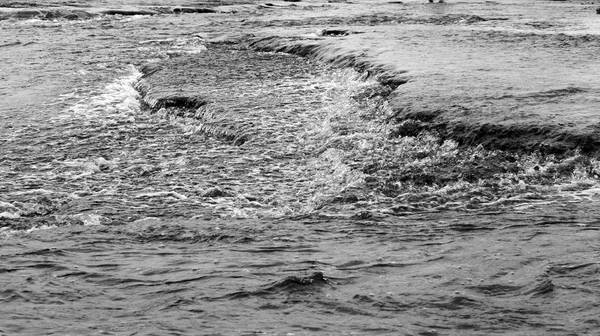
<box><xmin>2</xmin><ymin>1</ymin><xmax>600</xmax><ymax>335</ymax></box>
<box><xmin>4</xmin><ymin>208</ymin><xmax>600</xmax><ymax>335</ymax></box>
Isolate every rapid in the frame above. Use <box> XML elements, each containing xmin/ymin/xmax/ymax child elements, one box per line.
<box><xmin>2</xmin><ymin>1</ymin><xmax>600</xmax><ymax>335</ymax></box>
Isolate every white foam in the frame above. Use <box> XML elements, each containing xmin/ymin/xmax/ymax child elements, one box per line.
<box><xmin>0</xmin><ymin>224</ymin><xmax>58</xmax><ymax>238</ymax></box>
<box><xmin>62</xmin><ymin>65</ymin><xmax>142</xmax><ymax>120</ymax></box>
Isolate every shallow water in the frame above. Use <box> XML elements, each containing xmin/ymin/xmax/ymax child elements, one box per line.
<box><xmin>2</xmin><ymin>0</ymin><xmax>600</xmax><ymax>335</ymax></box>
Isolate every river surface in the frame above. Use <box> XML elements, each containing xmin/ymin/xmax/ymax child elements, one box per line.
<box><xmin>2</xmin><ymin>0</ymin><xmax>600</xmax><ymax>335</ymax></box>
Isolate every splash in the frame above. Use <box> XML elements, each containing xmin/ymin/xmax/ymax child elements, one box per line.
<box><xmin>288</xmin><ymin>68</ymin><xmax>600</xmax><ymax>215</ymax></box>
<box><xmin>63</xmin><ymin>65</ymin><xmax>142</xmax><ymax>120</ymax></box>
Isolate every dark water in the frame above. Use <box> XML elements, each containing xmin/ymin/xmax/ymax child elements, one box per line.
<box><xmin>3</xmin><ymin>207</ymin><xmax>600</xmax><ymax>335</ymax></box>
<box><xmin>2</xmin><ymin>1</ymin><xmax>600</xmax><ymax>335</ymax></box>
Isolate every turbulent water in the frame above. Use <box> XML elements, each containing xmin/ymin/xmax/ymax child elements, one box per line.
<box><xmin>2</xmin><ymin>1</ymin><xmax>600</xmax><ymax>335</ymax></box>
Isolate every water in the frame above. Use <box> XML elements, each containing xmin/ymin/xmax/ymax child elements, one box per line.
<box><xmin>4</xmin><ymin>208</ymin><xmax>600</xmax><ymax>335</ymax></box>
<box><xmin>2</xmin><ymin>1</ymin><xmax>600</xmax><ymax>335</ymax></box>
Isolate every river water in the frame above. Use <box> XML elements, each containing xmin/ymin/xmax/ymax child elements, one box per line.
<box><xmin>2</xmin><ymin>1</ymin><xmax>600</xmax><ymax>335</ymax></box>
